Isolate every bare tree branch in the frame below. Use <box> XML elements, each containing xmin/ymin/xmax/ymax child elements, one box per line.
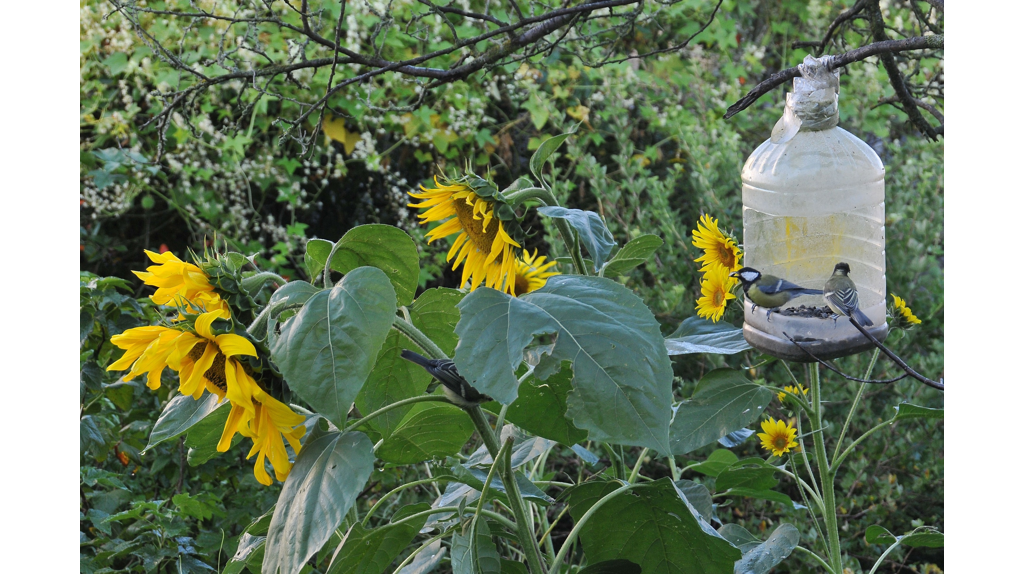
<box><xmin>724</xmin><ymin>34</ymin><xmax>942</xmax><ymax>119</ymax></box>
<box><xmin>791</xmin><ymin>0</ymin><xmax>867</xmax><ymax>54</ymax></box>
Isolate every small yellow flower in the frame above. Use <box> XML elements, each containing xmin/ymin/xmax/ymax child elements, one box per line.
<box><xmin>695</xmin><ymin>265</ymin><xmax>738</xmax><ymax>322</ymax></box>
<box><xmin>408</xmin><ymin>178</ymin><xmax>521</xmax><ymax>293</ymax></box>
<box><xmin>511</xmin><ymin>249</ymin><xmax>559</xmax><ymax>296</ymax></box>
<box><xmin>692</xmin><ymin>214</ymin><xmax>743</xmax><ymax>273</ymax></box>
<box><xmin>890</xmin><ymin>293</ymin><xmax>922</xmax><ymax>328</ymax></box>
<box><xmin>758</xmin><ymin>417</ymin><xmax>798</xmax><ymax>457</ymax></box>
<box><xmin>777</xmin><ymin>384</ymin><xmax>809</xmax><ymax>403</ymax></box>
<box><xmin>133</xmin><ymin>250</ymin><xmax>230</xmax><ymax>317</ymax></box>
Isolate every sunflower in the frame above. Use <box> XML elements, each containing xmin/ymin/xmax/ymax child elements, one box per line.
<box><xmin>243</xmin><ymin>391</ymin><xmax>307</xmax><ymax>485</ymax></box>
<box><xmin>409</xmin><ymin>177</ymin><xmax>522</xmax><ymax>293</ymax></box>
<box><xmin>133</xmin><ymin>250</ymin><xmax>230</xmax><ymax>317</ymax></box>
<box><xmin>757</xmin><ymin>417</ymin><xmax>798</xmax><ymax>457</ymax></box>
<box><xmin>777</xmin><ymin>384</ymin><xmax>809</xmax><ymax>404</ymax></box>
<box><xmin>890</xmin><ymin>293</ymin><xmax>922</xmax><ymax>329</ymax></box>
<box><xmin>511</xmin><ymin>249</ymin><xmax>559</xmax><ymax>296</ymax></box>
<box><xmin>695</xmin><ymin>265</ymin><xmax>738</xmax><ymax>322</ymax></box>
<box><xmin>692</xmin><ymin>214</ymin><xmax>743</xmax><ymax>273</ymax></box>
<box><xmin>108</xmin><ymin>309</ymin><xmax>304</xmax><ymax>485</ymax></box>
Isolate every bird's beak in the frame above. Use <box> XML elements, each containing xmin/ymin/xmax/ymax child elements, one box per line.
<box><xmin>729</xmin><ymin>271</ymin><xmax>738</xmax><ymax>278</ymax></box>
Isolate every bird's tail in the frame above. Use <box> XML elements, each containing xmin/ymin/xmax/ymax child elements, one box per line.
<box><xmin>796</xmin><ymin>288</ymin><xmax>824</xmax><ymax>296</ymax></box>
<box><xmin>852</xmin><ymin>308</ymin><xmax>874</xmax><ymax>327</ymax></box>
<box><xmin>400</xmin><ymin>349</ymin><xmax>433</xmax><ymax>367</ymax></box>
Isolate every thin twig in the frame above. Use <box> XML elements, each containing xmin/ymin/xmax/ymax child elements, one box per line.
<box><xmin>782</xmin><ymin>332</ymin><xmax>909</xmax><ymax>384</ymax></box>
<box><xmin>724</xmin><ymin>34</ymin><xmax>943</xmax><ymax>119</ymax></box>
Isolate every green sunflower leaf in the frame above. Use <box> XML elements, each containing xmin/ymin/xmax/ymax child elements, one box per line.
<box><xmin>375</xmin><ymin>402</ymin><xmax>475</xmax><ymax>464</ymax></box>
<box><xmin>669</xmin><ymin>369</ymin><xmax>773</xmax><ymax>455</ymax></box>
<box><xmin>483</xmin><ymin>362</ymin><xmax>587</xmax><ymax>446</ymax></box>
<box><xmin>184</xmin><ymin>401</ymin><xmax>244</xmax><ymax>466</ymax></box>
<box><xmin>529</xmin><ymin>130</ymin><xmax>574</xmax><ymax>183</ymax></box>
<box><xmin>664</xmin><ymin>316</ymin><xmax>751</xmax><ymax>355</ymax></box>
<box><xmin>566</xmin><ymin>478</ymin><xmax>740</xmax><ymax>574</ymax></box>
<box><xmin>536</xmin><ymin>206</ymin><xmax>616</xmax><ymax>272</ymax></box>
<box><xmin>723</xmin><ymin>523</ymin><xmax>800</xmax><ymax>574</ymax></box>
<box><xmin>450</xmin><ymin>520</ymin><xmax>501</xmax><ymax>574</ymax></box>
<box><xmin>454</xmin><ymin>276</ymin><xmax>673</xmax><ymax>453</ymax></box>
<box><xmin>600</xmin><ymin>234</ymin><xmax>663</xmax><ymax>277</ymax></box>
<box><xmin>145</xmin><ymin>393</ymin><xmax>224</xmax><ymax>453</ymax></box>
<box><xmin>272</xmin><ymin>267</ymin><xmax>397</xmax><ymax>428</ymax></box>
<box><xmin>891</xmin><ymin>403</ymin><xmax>943</xmax><ymax>422</ymax></box>
<box><xmin>328</xmin><ymin>225</ymin><xmax>420</xmax><ymax>306</ymax></box>
<box><xmin>325</xmin><ymin>504</ymin><xmax>431</xmax><ymax>574</ymax></box>
<box><xmin>263</xmin><ymin>430</ymin><xmax>374</xmax><ymax>574</ymax></box>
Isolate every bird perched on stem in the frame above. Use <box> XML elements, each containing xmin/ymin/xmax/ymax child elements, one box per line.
<box><xmin>400</xmin><ymin>350</ymin><xmax>492</xmax><ymax>408</ymax></box>
<box><xmin>823</xmin><ymin>262</ymin><xmax>873</xmax><ymax>326</ymax></box>
<box><xmin>730</xmin><ymin>267</ymin><xmax>824</xmax><ymax>321</ymax></box>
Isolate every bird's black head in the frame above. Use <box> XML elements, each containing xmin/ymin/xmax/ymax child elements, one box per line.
<box><xmin>833</xmin><ymin>262</ymin><xmax>851</xmax><ymax>276</ymax></box>
<box><xmin>730</xmin><ymin>267</ymin><xmax>761</xmax><ymax>288</ymax></box>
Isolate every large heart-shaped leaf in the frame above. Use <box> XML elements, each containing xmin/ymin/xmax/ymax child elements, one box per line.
<box><xmin>262</xmin><ymin>430</ymin><xmax>374</xmax><ymax>574</ymax></box>
<box><xmin>567</xmin><ymin>478</ymin><xmax>740</xmax><ymax>574</ymax></box>
<box><xmin>328</xmin><ymin>225</ymin><xmax>420</xmax><ymax>306</ymax></box>
<box><xmin>721</xmin><ymin>523</ymin><xmax>799</xmax><ymax>574</ymax></box>
<box><xmin>537</xmin><ymin>206</ymin><xmax>616</xmax><ymax>271</ymax></box>
<box><xmin>670</xmin><ymin>369</ymin><xmax>773</xmax><ymax>455</ymax></box>
<box><xmin>408</xmin><ymin>287</ymin><xmax>464</xmax><ymax>356</ymax></box>
<box><xmin>355</xmin><ymin>330</ymin><xmax>431</xmax><ymax>439</ymax></box>
<box><xmin>450</xmin><ymin>520</ymin><xmax>501</xmax><ymax>574</ymax></box>
<box><xmin>664</xmin><ymin>317</ymin><xmax>751</xmax><ymax>356</ymax></box>
<box><xmin>484</xmin><ymin>362</ymin><xmax>587</xmax><ymax>446</ymax></box>
<box><xmin>601</xmin><ymin>234</ymin><xmax>663</xmax><ymax>277</ymax></box>
<box><xmin>326</xmin><ymin>504</ymin><xmax>431</xmax><ymax>574</ymax></box>
<box><xmin>271</xmin><ymin>267</ymin><xmax>397</xmax><ymax>427</ymax></box>
<box><xmin>455</xmin><ymin>276</ymin><xmax>673</xmax><ymax>452</ymax></box>
<box><xmin>375</xmin><ymin>402</ymin><xmax>475</xmax><ymax>464</ymax></box>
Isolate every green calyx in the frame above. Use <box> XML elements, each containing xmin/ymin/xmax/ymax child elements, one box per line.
<box><xmin>446</xmin><ymin>172</ymin><xmax>529</xmax><ymax>255</ymax></box>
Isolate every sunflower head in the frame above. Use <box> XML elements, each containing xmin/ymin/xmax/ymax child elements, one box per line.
<box><xmin>889</xmin><ymin>293</ymin><xmax>922</xmax><ymax>330</ymax></box>
<box><xmin>692</xmin><ymin>214</ymin><xmax>743</xmax><ymax>273</ymax></box>
<box><xmin>757</xmin><ymin>417</ymin><xmax>798</xmax><ymax>458</ymax></box>
<box><xmin>195</xmin><ymin>248</ymin><xmax>260</xmax><ymax>316</ymax></box>
<box><xmin>695</xmin><ymin>264</ymin><xmax>738</xmax><ymax>322</ymax></box>
<box><xmin>409</xmin><ymin>174</ymin><xmax>528</xmax><ymax>293</ymax></box>
<box><xmin>133</xmin><ymin>249</ymin><xmax>231</xmax><ymax>318</ymax></box>
<box><xmin>511</xmin><ymin>249</ymin><xmax>559</xmax><ymax>296</ymax></box>
<box><xmin>777</xmin><ymin>384</ymin><xmax>809</xmax><ymax>404</ymax></box>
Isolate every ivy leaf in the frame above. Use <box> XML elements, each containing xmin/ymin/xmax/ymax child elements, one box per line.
<box><xmin>537</xmin><ymin>206</ymin><xmax>616</xmax><ymax>272</ymax></box>
<box><xmin>271</xmin><ymin>267</ymin><xmax>397</xmax><ymax>428</ymax></box>
<box><xmin>263</xmin><ymin>431</ymin><xmax>374</xmax><ymax>574</ymax></box>
<box><xmin>454</xmin><ymin>276</ymin><xmax>673</xmax><ymax>453</ymax></box>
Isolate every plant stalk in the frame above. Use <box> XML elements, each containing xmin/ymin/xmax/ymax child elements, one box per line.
<box><xmin>809</xmin><ymin>363</ymin><xmax>843</xmax><ymax>572</ymax></box>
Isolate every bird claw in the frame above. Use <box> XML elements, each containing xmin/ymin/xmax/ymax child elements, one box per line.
<box><xmin>766</xmin><ymin>308</ymin><xmax>773</xmax><ymax>323</ymax></box>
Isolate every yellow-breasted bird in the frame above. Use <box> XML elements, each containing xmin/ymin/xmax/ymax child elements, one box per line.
<box><xmin>823</xmin><ymin>262</ymin><xmax>873</xmax><ymax>326</ymax></box>
<box><xmin>730</xmin><ymin>267</ymin><xmax>824</xmax><ymax>321</ymax></box>
<box><xmin>400</xmin><ymin>350</ymin><xmax>492</xmax><ymax>408</ymax></box>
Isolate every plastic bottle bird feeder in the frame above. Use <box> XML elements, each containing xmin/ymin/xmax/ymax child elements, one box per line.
<box><xmin>740</xmin><ymin>55</ymin><xmax>889</xmax><ymax>361</ymax></box>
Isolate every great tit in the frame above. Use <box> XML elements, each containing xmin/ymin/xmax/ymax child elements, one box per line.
<box><xmin>730</xmin><ymin>267</ymin><xmax>824</xmax><ymax>321</ymax></box>
<box><xmin>400</xmin><ymin>349</ymin><xmax>492</xmax><ymax>408</ymax></box>
<box><xmin>823</xmin><ymin>262</ymin><xmax>873</xmax><ymax>326</ymax></box>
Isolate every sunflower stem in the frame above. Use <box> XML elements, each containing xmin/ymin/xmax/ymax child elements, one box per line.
<box><xmin>503</xmin><ymin>186</ymin><xmax>589</xmax><ymax>276</ymax></box>
<box><xmin>345</xmin><ymin>395</ymin><xmax>450</xmax><ymax>434</ymax></box>
<box><xmin>809</xmin><ymin>363</ymin><xmax>843</xmax><ymax>572</ymax></box>
<box><xmin>392</xmin><ymin>316</ymin><xmax>448</xmax><ymax>360</ymax></box>
<box><xmin>467</xmin><ymin>405</ymin><xmax>547</xmax><ymax>574</ymax></box>
<box><xmin>832</xmin><ymin>348</ymin><xmax>880</xmax><ymax>468</ymax></box>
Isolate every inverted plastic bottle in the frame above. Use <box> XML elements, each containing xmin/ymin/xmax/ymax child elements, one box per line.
<box><xmin>740</xmin><ymin>55</ymin><xmax>888</xmax><ymax>361</ymax></box>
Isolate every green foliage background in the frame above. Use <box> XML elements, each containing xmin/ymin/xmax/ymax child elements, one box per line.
<box><xmin>80</xmin><ymin>0</ymin><xmax>942</xmax><ymax>572</ymax></box>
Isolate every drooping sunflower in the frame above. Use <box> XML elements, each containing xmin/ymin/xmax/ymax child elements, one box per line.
<box><xmin>108</xmin><ymin>309</ymin><xmax>304</xmax><ymax>485</ymax></box>
<box><xmin>692</xmin><ymin>214</ymin><xmax>743</xmax><ymax>273</ymax></box>
<box><xmin>777</xmin><ymin>384</ymin><xmax>809</xmax><ymax>404</ymax></box>
<box><xmin>757</xmin><ymin>417</ymin><xmax>798</xmax><ymax>457</ymax></box>
<box><xmin>511</xmin><ymin>249</ymin><xmax>559</xmax><ymax>296</ymax></box>
<box><xmin>134</xmin><ymin>250</ymin><xmax>230</xmax><ymax>317</ymax></box>
<box><xmin>695</xmin><ymin>265</ymin><xmax>738</xmax><ymax>322</ymax></box>
<box><xmin>890</xmin><ymin>293</ymin><xmax>922</xmax><ymax>329</ymax></box>
<box><xmin>408</xmin><ymin>176</ymin><xmax>526</xmax><ymax>294</ymax></box>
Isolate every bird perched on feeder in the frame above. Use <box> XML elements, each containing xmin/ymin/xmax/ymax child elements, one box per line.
<box><xmin>823</xmin><ymin>262</ymin><xmax>873</xmax><ymax>326</ymax></box>
<box><xmin>730</xmin><ymin>267</ymin><xmax>824</xmax><ymax>321</ymax></box>
<box><xmin>400</xmin><ymin>350</ymin><xmax>492</xmax><ymax>408</ymax></box>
